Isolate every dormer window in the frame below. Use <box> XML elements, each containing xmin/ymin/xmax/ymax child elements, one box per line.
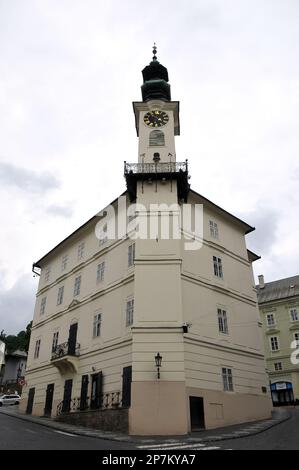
<box><xmin>149</xmin><ymin>130</ymin><xmax>165</xmax><ymax>147</ymax></box>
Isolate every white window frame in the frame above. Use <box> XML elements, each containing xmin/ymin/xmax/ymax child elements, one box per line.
<box><xmin>52</xmin><ymin>331</ymin><xmax>59</xmax><ymax>353</ymax></box>
<box><xmin>274</xmin><ymin>362</ymin><xmax>283</xmax><ymax>371</ymax></box>
<box><xmin>222</xmin><ymin>367</ymin><xmax>234</xmax><ymax>391</ymax></box>
<box><xmin>99</xmin><ymin>224</ymin><xmax>108</xmax><ymax>246</ymax></box>
<box><xmin>128</xmin><ymin>243</ymin><xmax>135</xmax><ymax>267</ymax></box>
<box><xmin>290</xmin><ymin>308</ymin><xmax>298</xmax><ymax>322</ymax></box>
<box><xmin>217</xmin><ymin>308</ymin><xmax>228</xmax><ymax>334</ymax></box>
<box><xmin>96</xmin><ymin>261</ymin><xmax>105</xmax><ymax>283</ymax></box>
<box><xmin>209</xmin><ymin>220</ymin><xmax>219</xmax><ymax>239</ymax></box>
<box><xmin>266</xmin><ymin>313</ymin><xmax>276</xmax><ymax>327</ymax></box>
<box><xmin>93</xmin><ymin>313</ymin><xmax>102</xmax><ymax>338</ymax></box>
<box><xmin>40</xmin><ymin>297</ymin><xmax>47</xmax><ymax>316</ymax></box>
<box><xmin>270</xmin><ymin>336</ymin><xmax>280</xmax><ymax>352</ymax></box>
<box><xmin>213</xmin><ymin>256</ymin><xmax>223</xmax><ymax>278</ymax></box>
<box><xmin>44</xmin><ymin>266</ymin><xmax>51</xmax><ymax>283</ymax></box>
<box><xmin>77</xmin><ymin>242</ymin><xmax>85</xmax><ymax>260</ymax></box>
<box><xmin>34</xmin><ymin>339</ymin><xmax>41</xmax><ymax>359</ymax></box>
<box><xmin>126</xmin><ymin>299</ymin><xmax>134</xmax><ymax>326</ymax></box>
<box><xmin>57</xmin><ymin>286</ymin><xmax>64</xmax><ymax>306</ymax></box>
<box><xmin>61</xmin><ymin>254</ymin><xmax>68</xmax><ymax>271</ymax></box>
<box><xmin>74</xmin><ymin>275</ymin><xmax>81</xmax><ymax>297</ymax></box>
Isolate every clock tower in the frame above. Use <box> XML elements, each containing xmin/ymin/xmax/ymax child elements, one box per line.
<box><xmin>124</xmin><ymin>46</ymin><xmax>190</xmax><ymax>435</ymax></box>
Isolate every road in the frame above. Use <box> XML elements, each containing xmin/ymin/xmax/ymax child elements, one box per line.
<box><xmin>0</xmin><ymin>408</ymin><xmax>298</xmax><ymax>450</ymax></box>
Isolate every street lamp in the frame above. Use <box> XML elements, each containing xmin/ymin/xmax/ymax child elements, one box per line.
<box><xmin>155</xmin><ymin>352</ymin><xmax>162</xmax><ymax>379</ymax></box>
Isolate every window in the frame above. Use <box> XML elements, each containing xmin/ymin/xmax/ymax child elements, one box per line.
<box><xmin>218</xmin><ymin>308</ymin><xmax>228</xmax><ymax>334</ymax></box>
<box><xmin>57</xmin><ymin>286</ymin><xmax>64</xmax><ymax>305</ymax></box>
<box><xmin>209</xmin><ymin>220</ymin><xmax>219</xmax><ymax>239</ymax></box>
<box><xmin>61</xmin><ymin>254</ymin><xmax>68</xmax><ymax>271</ymax></box>
<box><xmin>44</xmin><ymin>266</ymin><xmax>51</xmax><ymax>283</ymax></box>
<box><xmin>93</xmin><ymin>313</ymin><xmax>102</xmax><ymax>338</ymax></box>
<box><xmin>126</xmin><ymin>299</ymin><xmax>134</xmax><ymax>326</ymax></box>
<box><xmin>270</xmin><ymin>336</ymin><xmax>279</xmax><ymax>351</ymax></box>
<box><xmin>294</xmin><ymin>333</ymin><xmax>299</xmax><ymax>347</ymax></box>
<box><xmin>40</xmin><ymin>297</ymin><xmax>47</xmax><ymax>316</ymax></box>
<box><xmin>96</xmin><ymin>262</ymin><xmax>105</xmax><ymax>283</ymax></box>
<box><xmin>266</xmin><ymin>313</ymin><xmax>276</xmax><ymax>327</ymax></box>
<box><xmin>149</xmin><ymin>130</ymin><xmax>165</xmax><ymax>146</ymax></box>
<box><xmin>52</xmin><ymin>332</ymin><xmax>59</xmax><ymax>352</ymax></box>
<box><xmin>274</xmin><ymin>362</ymin><xmax>283</xmax><ymax>371</ymax></box>
<box><xmin>99</xmin><ymin>224</ymin><xmax>108</xmax><ymax>246</ymax></box>
<box><xmin>222</xmin><ymin>367</ymin><xmax>233</xmax><ymax>391</ymax></box>
<box><xmin>290</xmin><ymin>308</ymin><xmax>298</xmax><ymax>322</ymax></box>
<box><xmin>213</xmin><ymin>256</ymin><xmax>223</xmax><ymax>278</ymax></box>
<box><xmin>128</xmin><ymin>243</ymin><xmax>135</xmax><ymax>267</ymax></box>
<box><xmin>34</xmin><ymin>339</ymin><xmax>41</xmax><ymax>359</ymax></box>
<box><xmin>78</xmin><ymin>242</ymin><xmax>85</xmax><ymax>260</ymax></box>
<box><xmin>74</xmin><ymin>275</ymin><xmax>81</xmax><ymax>296</ymax></box>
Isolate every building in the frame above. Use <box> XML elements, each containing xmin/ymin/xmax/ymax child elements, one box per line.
<box><xmin>0</xmin><ymin>350</ymin><xmax>27</xmax><ymax>389</ymax></box>
<box><xmin>257</xmin><ymin>274</ymin><xmax>299</xmax><ymax>406</ymax></box>
<box><xmin>20</xmin><ymin>49</ymin><xmax>272</xmax><ymax>434</ymax></box>
<box><xmin>0</xmin><ymin>341</ymin><xmax>5</xmax><ymax>383</ymax></box>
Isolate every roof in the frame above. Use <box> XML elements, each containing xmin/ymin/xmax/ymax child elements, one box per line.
<box><xmin>256</xmin><ymin>275</ymin><xmax>299</xmax><ymax>304</ymax></box>
<box><xmin>33</xmin><ymin>187</ymin><xmax>255</xmax><ymax>268</ymax></box>
<box><xmin>6</xmin><ymin>350</ymin><xmax>27</xmax><ymax>358</ymax></box>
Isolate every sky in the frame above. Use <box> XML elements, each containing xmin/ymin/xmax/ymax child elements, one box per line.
<box><xmin>0</xmin><ymin>0</ymin><xmax>299</xmax><ymax>334</ymax></box>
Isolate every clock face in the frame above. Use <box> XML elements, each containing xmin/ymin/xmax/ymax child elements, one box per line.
<box><xmin>144</xmin><ymin>110</ymin><xmax>169</xmax><ymax>128</ymax></box>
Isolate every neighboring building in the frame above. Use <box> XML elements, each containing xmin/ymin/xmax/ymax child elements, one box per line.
<box><xmin>0</xmin><ymin>350</ymin><xmax>27</xmax><ymax>388</ymax></box>
<box><xmin>0</xmin><ymin>341</ymin><xmax>5</xmax><ymax>382</ymax></box>
<box><xmin>20</xmin><ymin>49</ymin><xmax>271</xmax><ymax>434</ymax></box>
<box><xmin>257</xmin><ymin>274</ymin><xmax>299</xmax><ymax>406</ymax></box>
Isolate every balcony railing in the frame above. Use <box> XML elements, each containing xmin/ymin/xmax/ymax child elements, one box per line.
<box><xmin>56</xmin><ymin>391</ymin><xmax>122</xmax><ymax>416</ymax></box>
<box><xmin>51</xmin><ymin>342</ymin><xmax>80</xmax><ymax>361</ymax></box>
<box><xmin>124</xmin><ymin>160</ymin><xmax>188</xmax><ymax>175</ymax></box>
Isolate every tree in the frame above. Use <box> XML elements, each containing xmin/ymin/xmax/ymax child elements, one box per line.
<box><xmin>0</xmin><ymin>321</ymin><xmax>32</xmax><ymax>354</ymax></box>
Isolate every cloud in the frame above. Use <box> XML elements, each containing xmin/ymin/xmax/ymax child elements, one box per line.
<box><xmin>0</xmin><ymin>273</ymin><xmax>36</xmax><ymax>335</ymax></box>
<box><xmin>46</xmin><ymin>203</ymin><xmax>73</xmax><ymax>218</ymax></box>
<box><xmin>0</xmin><ymin>161</ymin><xmax>60</xmax><ymax>193</ymax></box>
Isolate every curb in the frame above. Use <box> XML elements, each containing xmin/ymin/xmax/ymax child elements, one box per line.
<box><xmin>0</xmin><ymin>408</ymin><xmax>291</xmax><ymax>445</ymax></box>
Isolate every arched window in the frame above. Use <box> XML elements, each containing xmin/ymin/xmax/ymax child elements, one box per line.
<box><xmin>149</xmin><ymin>130</ymin><xmax>165</xmax><ymax>147</ymax></box>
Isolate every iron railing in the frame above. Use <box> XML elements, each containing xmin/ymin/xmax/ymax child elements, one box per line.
<box><xmin>124</xmin><ymin>160</ymin><xmax>188</xmax><ymax>175</ymax></box>
<box><xmin>56</xmin><ymin>391</ymin><xmax>122</xmax><ymax>416</ymax></box>
<box><xmin>51</xmin><ymin>342</ymin><xmax>80</xmax><ymax>361</ymax></box>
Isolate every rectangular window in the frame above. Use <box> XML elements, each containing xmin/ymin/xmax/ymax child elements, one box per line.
<box><xmin>93</xmin><ymin>313</ymin><xmax>102</xmax><ymax>338</ymax></box>
<box><xmin>126</xmin><ymin>299</ymin><xmax>134</xmax><ymax>326</ymax></box>
<box><xmin>99</xmin><ymin>224</ymin><xmax>108</xmax><ymax>246</ymax></box>
<box><xmin>40</xmin><ymin>297</ymin><xmax>47</xmax><ymax>316</ymax></box>
<box><xmin>270</xmin><ymin>336</ymin><xmax>279</xmax><ymax>351</ymax></box>
<box><xmin>290</xmin><ymin>308</ymin><xmax>298</xmax><ymax>322</ymax></box>
<box><xmin>209</xmin><ymin>220</ymin><xmax>219</xmax><ymax>239</ymax></box>
<box><xmin>222</xmin><ymin>367</ymin><xmax>233</xmax><ymax>391</ymax></box>
<box><xmin>266</xmin><ymin>313</ymin><xmax>275</xmax><ymax>327</ymax></box>
<box><xmin>274</xmin><ymin>362</ymin><xmax>283</xmax><ymax>371</ymax></box>
<box><xmin>44</xmin><ymin>266</ymin><xmax>51</xmax><ymax>283</ymax></box>
<box><xmin>61</xmin><ymin>254</ymin><xmax>68</xmax><ymax>271</ymax></box>
<box><xmin>57</xmin><ymin>286</ymin><xmax>64</xmax><ymax>305</ymax></box>
<box><xmin>96</xmin><ymin>262</ymin><xmax>105</xmax><ymax>283</ymax></box>
<box><xmin>128</xmin><ymin>243</ymin><xmax>135</xmax><ymax>267</ymax></box>
<box><xmin>34</xmin><ymin>339</ymin><xmax>41</xmax><ymax>359</ymax></box>
<box><xmin>52</xmin><ymin>332</ymin><xmax>59</xmax><ymax>353</ymax></box>
<box><xmin>294</xmin><ymin>333</ymin><xmax>299</xmax><ymax>347</ymax></box>
<box><xmin>218</xmin><ymin>308</ymin><xmax>228</xmax><ymax>334</ymax></box>
<box><xmin>213</xmin><ymin>256</ymin><xmax>223</xmax><ymax>278</ymax></box>
<box><xmin>74</xmin><ymin>275</ymin><xmax>81</xmax><ymax>297</ymax></box>
<box><xmin>78</xmin><ymin>242</ymin><xmax>85</xmax><ymax>260</ymax></box>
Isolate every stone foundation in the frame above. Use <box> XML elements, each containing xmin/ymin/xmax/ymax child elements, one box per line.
<box><xmin>56</xmin><ymin>407</ymin><xmax>129</xmax><ymax>433</ymax></box>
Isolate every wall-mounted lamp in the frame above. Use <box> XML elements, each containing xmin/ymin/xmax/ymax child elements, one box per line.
<box><xmin>155</xmin><ymin>352</ymin><xmax>162</xmax><ymax>379</ymax></box>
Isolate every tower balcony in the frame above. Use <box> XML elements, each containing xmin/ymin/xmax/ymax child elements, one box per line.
<box><xmin>51</xmin><ymin>341</ymin><xmax>80</xmax><ymax>375</ymax></box>
<box><xmin>124</xmin><ymin>160</ymin><xmax>190</xmax><ymax>202</ymax></box>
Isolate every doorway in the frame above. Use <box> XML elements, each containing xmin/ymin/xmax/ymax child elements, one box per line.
<box><xmin>44</xmin><ymin>383</ymin><xmax>55</xmax><ymax>417</ymax></box>
<box><xmin>26</xmin><ymin>387</ymin><xmax>35</xmax><ymax>415</ymax></box>
<box><xmin>67</xmin><ymin>323</ymin><xmax>78</xmax><ymax>355</ymax></box>
<box><xmin>189</xmin><ymin>396</ymin><xmax>205</xmax><ymax>430</ymax></box>
<box><xmin>61</xmin><ymin>379</ymin><xmax>73</xmax><ymax>413</ymax></box>
<box><xmin>90</xmin><ymin>372</ymin><xmax>103</xmax><ymax>409</ymax></box>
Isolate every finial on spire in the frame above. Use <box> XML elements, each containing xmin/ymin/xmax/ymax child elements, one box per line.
<box><xmin>152</xmin><ymin>42</ymin><xmax>157</xmax><ymax>61</ymax></box>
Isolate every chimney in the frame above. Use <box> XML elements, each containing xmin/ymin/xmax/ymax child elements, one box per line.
<box><xmin>258</xmin><ymin>274</ymin><xmax>265</xmax><ymax>289</ymax></box>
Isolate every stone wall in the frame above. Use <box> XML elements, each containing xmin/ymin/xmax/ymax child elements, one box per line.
<box><xmin>55</xmin><ymin>407</ymin><xmax>129</xmax><ymax>433</ymax></box>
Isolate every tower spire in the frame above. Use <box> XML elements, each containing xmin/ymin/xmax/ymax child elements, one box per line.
<box><xmin>152</xmin><ymin>42</ymin><xmax>157</xmax><ymax>61</ymax></box>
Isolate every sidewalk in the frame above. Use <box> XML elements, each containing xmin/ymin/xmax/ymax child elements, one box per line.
<box><xmin>0</xmin><ymin>406</ymin><xmax>291</xmax><ymax>445</ymax></box>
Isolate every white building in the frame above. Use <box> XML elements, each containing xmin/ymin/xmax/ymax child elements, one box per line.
<box><xmin>20</xmin><ymin>49</ymin><xmax>272</xmax><ymax>434</ymax></box>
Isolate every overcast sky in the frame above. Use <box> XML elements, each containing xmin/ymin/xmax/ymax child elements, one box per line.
<box><xmin>0</xmin><ymin>0</ymin><xmax>299</xmax><ymax>334</ymax></box>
